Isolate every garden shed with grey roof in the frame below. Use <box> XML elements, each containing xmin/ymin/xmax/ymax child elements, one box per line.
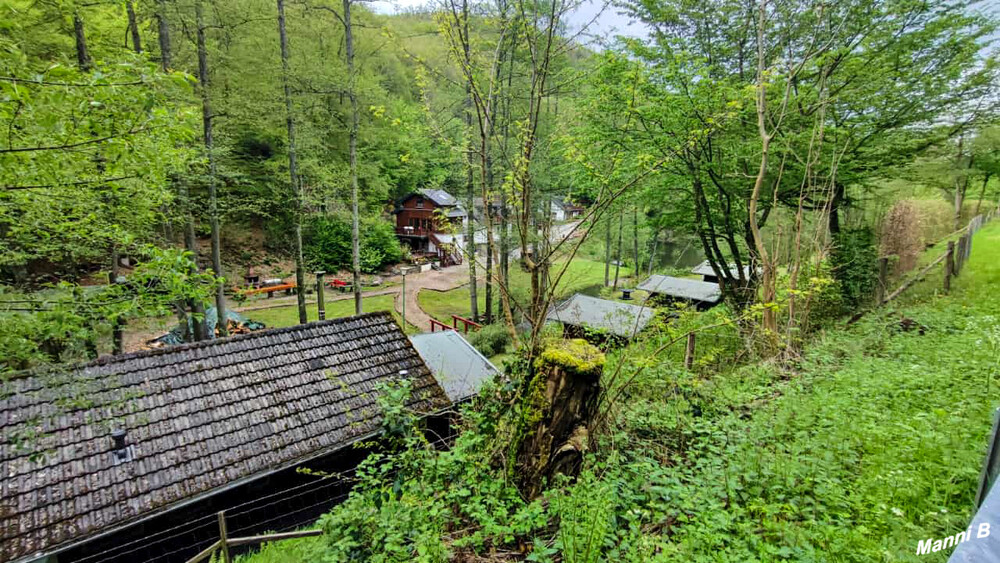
<box><xmin>545</xmin><ymin>293</ymin><xmax>656</xmax><ymax>341</ymax></box>
<box><xmin>637</xmin><ymin>274</ymin><xmax>722</xmax><ymax>309</ymax></box>
<box><xmin>409</xmin><ymin>330</ymin><xmax>500</xmax><ymax>402</ymax></box>
<box><xmin>0</xmin><ymin>312</ymin><xmax>449</xmax><ymax>563</ymax></box>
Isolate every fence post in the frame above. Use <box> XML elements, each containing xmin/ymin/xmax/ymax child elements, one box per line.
<box><xmin>684</xmin><ymin>333</ymin><xmax>696</xmax><ymax>370</ymax></box>
<box><xmin>956</xmin><ymin>236</ymin><xmax>966</xmax><ymax>276</ymax></box>
<box><xmin>875</xmin><ymin>257</ymin><xmax>889</xmax><ymax>305</ymax></box>
<box><xmin>218</xmin><ymin>511</ymin><xmax>231</xmax><ymax>563</ymax></box>
<box><xmin>944</xmin><ymin>241</ymin><xmax>954</xmax><ymax>293</ymax></box>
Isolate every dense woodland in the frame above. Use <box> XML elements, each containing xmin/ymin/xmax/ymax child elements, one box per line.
<box><xmin>4</xmin><ymin>0</ymin><xmax>1000</xmax><ymax>560</ymax></box>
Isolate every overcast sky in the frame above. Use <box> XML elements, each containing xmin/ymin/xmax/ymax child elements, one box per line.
<box><xmin>367</xmin><ymin>0</ymin><xmax>651</xmax><ymax>46</ymax></box>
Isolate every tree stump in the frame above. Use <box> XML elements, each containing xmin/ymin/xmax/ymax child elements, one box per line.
<box><xmin>515</xmin><ymin>339</ymin><xmax>605</xmax><ymax>499</ymax></box>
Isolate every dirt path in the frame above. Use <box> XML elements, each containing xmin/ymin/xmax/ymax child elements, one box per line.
<box><xmin>392</xmin><ymin>265</ymin><xmax>471</xmax><ymax>332</ymax></box>
<box><xmin>236</xmin><ymin>287</ymin><xmax>398</xmax><ymax>312</ymax></box>
<box><xmin>124</xmin><ymin>266</ymin><xmax>472</xmax><ymax>351</ymax></box>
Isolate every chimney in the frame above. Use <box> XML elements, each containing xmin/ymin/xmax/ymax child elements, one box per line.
<box><xmin>111</xmin><ymin>428</ymin><xmax>134</xmax><ymax>464</ymax></box>
<box><xmin>112</xmin><ymin>429</ymin><xmax>127</xmax><ymax>450</ymax></box>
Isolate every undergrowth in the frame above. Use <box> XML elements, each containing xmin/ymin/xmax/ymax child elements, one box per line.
<box><xmin>239</xmin><ymin>223</ymin><xmax>1000</xmax><ymax>562</ymax></box>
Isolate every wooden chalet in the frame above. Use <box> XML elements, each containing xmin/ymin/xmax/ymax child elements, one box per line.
<box><xmin>0</xmin><ymin>313</ymin><xmax>450</xmax><ymax>563</ymax></box>
<box><xmin>394</xmin><ymin>189</ymin><xmax>468</xmax><ymax>266</ymax></box>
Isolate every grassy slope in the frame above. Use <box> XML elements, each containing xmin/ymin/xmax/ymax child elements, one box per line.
<box><xmin>245</xmin><ymin>294</ymin><xmax>418</xmax><ymax>334</ymax></box>
<box><xmin>418</xmin><ymin>257</ymin><xmax>612</xmax><ymax>324</ymax></box>
<box><xmin>611</xmin><ymin>221</ymin><xmax>1000</xmax><ymax>562</ymax></box>
<box><xmin>235</xmin><ymin>223</ymin><xmax>1000</xmax><ymax>563</ymax></box>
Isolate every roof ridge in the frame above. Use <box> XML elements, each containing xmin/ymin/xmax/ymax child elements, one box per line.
<box><xmin>5</xmin><ymin>311</ymin><xmax>395</xmax><ymax>381</ymax></box>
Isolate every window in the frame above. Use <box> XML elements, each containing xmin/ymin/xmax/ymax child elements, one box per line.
<box><xmin>416</xmin><ymin>198</ymin><xmax>424</xmax><ymax>209</ymax></box>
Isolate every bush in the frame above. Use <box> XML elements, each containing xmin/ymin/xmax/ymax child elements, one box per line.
<box><xmin>466</xmin><ymin>323</ymin><xmax>511</xmax><ymax>357</ymax></box>
<box><xmin>304</xmin><ymin>216</ymin><xmax>403</xmax><ymax>273</ymax></box>
<box><xmin>880</xmin><ymin>200</ymin><xmax>924</xmax><ymax>274</ymax></box>
<box><xmin>830</xmin><ymin>227</ymin><xmax>879</xmax><ymax>311</ymax></box>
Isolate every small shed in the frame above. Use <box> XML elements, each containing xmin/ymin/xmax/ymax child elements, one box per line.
<box><xmin>409</xmin><ymin>330</ymin><xmax>500</xmax><ymax>402</ymax></box>
<box><xmin>545</xmin><ymin>293</ymin><xmax>655</xmax><ymax>342</ymax></box>
<box><xmin>691</xmin><ymin>260</ymin><xmax>754</xmax><ymax>284</ymax></box>
<box><xmin>0</xmin><ymin>312</ymin><xmax>449</xmax><ymax>563</ymax></box>
<box><xmin>637</xmin><ymin>274</ymin><xmax>722</xmax><ymax>309</ymax></box>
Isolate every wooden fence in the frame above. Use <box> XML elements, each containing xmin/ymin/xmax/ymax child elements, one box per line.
<box><xmin>184</xmin><ymin>511</ymin><xmax>321</xmax><ymax>563</ymax></box>
<box><xmin>852</xmin><ymin>211</ymin><xmax>994</xmax><ymax>324</ymax></box>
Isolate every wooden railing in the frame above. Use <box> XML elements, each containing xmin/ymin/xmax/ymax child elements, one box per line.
<box><xmin>452</xmin><ymin>314</ymin><xmax>482</xmax><ymax>334</ymax></box>
<box><xmin>185</xmin><ymin>511</ymin><xmax>321</xmax><ymax>563</ymax></box>
<box><xmin>429</xmin><ymin>318</ymin><xmax>453</xmax><ymax>332</ymax></box>
<box><xmin>850</xmin><ymin>211</ymin><xmax>993</xmax><ymax>324</ymax></box>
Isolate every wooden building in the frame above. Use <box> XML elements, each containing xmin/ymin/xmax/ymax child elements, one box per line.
<box><xmin>410</xmin><ymin>330</ymin><xmax>500</xmax><ymax>403</ymax></box>
<box><xmin>545</xmin><ymin>293</ymin><xmax>656</xmax><ymax>344</ymax></box>
<box><xmin>394</xmin><ymin>189</ymin><xmax>468</xmax><ymax>265</ymax></box>
<box><xmin>1</xmin><ymin>313</ymin><xmax>450</xmax><ymax>563</ymax></box>
<box><xmin>638</xmin><ymin>274</ymin><xmax>722</xmax><ymax>309</ymax></box>
<box><xmin>691</xmin><ymin>260</ymin><xmax>755</xmax><ymax>284</ymax></box>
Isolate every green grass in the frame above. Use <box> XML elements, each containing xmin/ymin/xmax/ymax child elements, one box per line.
<box><xmin>418</xmin><ymin>257</ymin><xmax>621</xmax><ymax>324</ymax></box>
<box><xmin>602</xmin><ymin>220</ymin><xmax>1000</xmax><ymax>561</ymax></box>
<box><xmin>236</xmin><ymin>222</ymin><xmax>1000</xmax><ymax>563</ymax></box>
<box><xmin>245</xmin><ymin>294</ymin><xmax>418</xmax><ymax>334</ymax></box>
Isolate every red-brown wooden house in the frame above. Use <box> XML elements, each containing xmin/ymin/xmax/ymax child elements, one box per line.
<box><xmin>394</xmin><ymin>189</ymin><xmax>468</xmax><ymax>265</ymax></box>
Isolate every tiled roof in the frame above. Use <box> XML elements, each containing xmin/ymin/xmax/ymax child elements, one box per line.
<box><xmin>637</xmin><ymin>275</ymin><xmax>722</xmax><ymax>303</ymax></box>
<box><xmin>418</xmin><ymin>188</ymin><xmax>458</xmax><ymax>207</ymax></box>
<box><xmin>0</xmin><ymin>313</ymin><xmax>448</xmax><ymax>563</ymax></box>
<box><xmin>545</xmin><ymin>293</ymin><xmax>655</xmax><ymax>338</ymax></box>
<box><xmin>410</xmin><ymin>331</ymin><xmax>500</xmax><ymax>402</ymax></box>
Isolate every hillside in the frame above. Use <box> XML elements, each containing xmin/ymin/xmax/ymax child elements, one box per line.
<box><xmin>230</xmin><ymin>223</ymin><xmax>1000</xmax><ymax>562</ymax></box>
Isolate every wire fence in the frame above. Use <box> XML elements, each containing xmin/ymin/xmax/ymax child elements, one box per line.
<box><xmin>77</xmin><ymin>434</ymin><xmax>453</xmax><ymax>563</ymax></box>
<box><xmin>854</xmin><ymin>210</ymin><xmax>994</xmax><ymax>324</ymax></box>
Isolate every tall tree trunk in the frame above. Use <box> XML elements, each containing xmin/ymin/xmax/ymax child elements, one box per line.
<box><xmin>462</xmin><ymin>0</ymin><xmax>478</xmax><ymax>322</ymax></box>
<box><xmin>109</xmin><ymin>247</ymin><xmax>124</xmax><ymax>354</ymax></box>
<box><xmin>277</xmin><ymin>0</ymin><xmax>308</xmax><ymax>324</ymax></box>
<box><xmin>126</xmin><ymin>0</ymin><xmax>142</xmax><ymax>53</ymax></box>
<box><xmin>498</xmin><ymin>199</ymin><xmax>509</xmax><ymax>321</ymax></box>
<box><xmin>954</xmin><ymin>134</ymin><xmax>973</xmax><ymax>231</ymax></box>
<box><xmin>180</xmin><ymin>179</ymin><xmax>208</xmax><ymax>341</ymax></box>
<box><xmin>613</xmin><ymin>208</ymin><xmax>623</xmax><ymax>290</ymax></box>
<box><xmin>156</xmin><ymin>0</ymin><xmax>171</xmax><ymax>71</ymax></box>
<box><xmin>632</xmin><ymin>204</ymin><xmax>639</xmax><ymax>280</ymax></box>
<box><xmin>976</xmin><ymin>172</ymin><xmax>991</xmax><ymax>215</ymax></box>
<box><xmin>750</xmin><ymin>0</ymin><xmax>777</xmax><ymax>337</ymax></box>
<box><xmin>603</xmin><ymin>214</ymin><xmax>611</xmax><ymax>286</ymax></box>
<box><xmin>196</xmin><ymin>0</ymin><xmax>227</xmax><ymax>336</ymax></box>
<box><xmin>73</xmin><ymin>11</ymin><xmax>92</xmax><ymax>71</ymax></box>
<box><xmin>647</xmin><ymin>228</ymin><xmax>659</xmax><ymax>276</ymax></box>
<box><xmin>343</xmin><ymin>0</ymin><xmax>363</xmax><ymax>315</ymax></box>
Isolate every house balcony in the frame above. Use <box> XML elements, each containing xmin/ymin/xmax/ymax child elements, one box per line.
<box><xmin>396</xmin><ymin>226</ymin><xmax>432</xmax><ymax>237</ymax></box>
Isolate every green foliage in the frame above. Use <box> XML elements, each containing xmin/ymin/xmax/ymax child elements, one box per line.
<box><xmin>304</xmin><ymin>216</ymin><xmax>402</xmax><ymax>274</ymax></box>
<box><xmin>465</xmin><ymin>323</ymin><xmax>511</xmax><ymax>357</ymax></box>
<box><xmin>830</xmin><ymin>227</ymin><xmax>880</xmax><ymax>310</ymax></box>
<box><xmin>0</xmin><ymin>246</ymin><xmax>219</xmax><ymax>372</ymax></box>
